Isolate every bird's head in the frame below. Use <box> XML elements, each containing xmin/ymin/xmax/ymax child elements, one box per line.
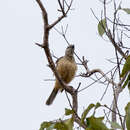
<box><xmin>65</xmin><ymin>44</ymin><xmax>75</xmax><ymax>57</ymax></box>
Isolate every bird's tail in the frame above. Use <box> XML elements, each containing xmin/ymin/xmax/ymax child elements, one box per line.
<box><xmin>46</xmin><ymin>88</ymin><xmax>58</xmax><ymax>105</ymax></box>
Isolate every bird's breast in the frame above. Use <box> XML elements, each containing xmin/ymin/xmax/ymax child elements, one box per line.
<box><xmin>57</xmin><ymin>58</ymin><xmax>77</xmax><ymax>83</ymax></box>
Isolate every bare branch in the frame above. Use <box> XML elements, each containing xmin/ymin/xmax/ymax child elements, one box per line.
<box><xmin>58</xmin><ymin>0</ymin><xmax>66</xmax><ymax>16</ymax></box>
<box><xmin>84</xmin><ymin>68</ymin><xmax>118</xmax><ymax>86</ymax></box>
<box><xmin>49</xmin><ymin>0</ymin><xmax>74</xmax><ymax>29</ymax></box>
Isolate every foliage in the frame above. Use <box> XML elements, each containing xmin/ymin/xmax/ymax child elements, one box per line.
<box><xmin>125</xmin><ymin>102</ymin><xmax>130</xmax><ymax>130</ymax></box>
<box><xmin>98</xmin><ymin>18</ymin><xmax>106</xmax><ymax>37</ymax></box>
<box><xmin>81</xmin><ymin>102</ymin><xmax>109</xmax><ymax>130</ymax></box>
<box><xmin>81</xmin><ymin>102</ymin><xmax>101</xmax><ymax>125</ymax></box>
<box><xmin>65</xmin><ymin>108</ymin><xmax>74</xmax><ymax>116</ymax></box>
<box><xmin>122</xmin><ymin>73</ymin><xmax>130</xmax><ymax>93</ymax></box>
<box><xmin>39</xmin><ymin>118</ymin><xmax>73</xmax><ymax>130</ymax></box>
<box><xmin>110</xmin><ymin>122</ymin><xmax>122</xmax><ymax>129</ymax></box>
<box><xmin>39</xmin><ymin>103</ymin><xmax>130</xmax><ymax>130</ymax></box>
<box><xmin>86</xmin><ymin>116</ymin><xmax>109</xmax><ymax>130</ymax></box>
<box><xmin>122</xmin><ymin>8</ymin><xmax>130</xmax><ymax>14</ymax></box>
<box><xmin>120</xmin><ymin>55</ymin><xmax>130</xmax><ymax>77</ymax></box>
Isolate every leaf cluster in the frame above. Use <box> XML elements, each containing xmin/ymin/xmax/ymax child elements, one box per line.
<box><xmin>39</xmin><ymin>102</ymin><xmax>130</xmax><ymax>130</ymax></box>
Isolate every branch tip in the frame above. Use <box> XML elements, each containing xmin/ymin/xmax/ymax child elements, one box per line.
<box><xmin>35</xmin><ymin>43</ymin><xmax>45</xmax><ymax>48</ymax></box>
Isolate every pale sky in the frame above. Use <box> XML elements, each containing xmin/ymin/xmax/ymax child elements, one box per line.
<box><xmin>0</xmin><ymin>0</ymin><xmax>130</xmax><ymax>130</ymax></box>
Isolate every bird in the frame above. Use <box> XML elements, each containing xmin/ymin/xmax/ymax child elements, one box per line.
<box><xmin>46</xmin><ymin>45</ymin><xmax>77</xmax><ymax>105</ymax></box>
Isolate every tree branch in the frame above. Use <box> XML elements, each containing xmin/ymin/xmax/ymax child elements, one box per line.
<box><xmin>36</xmin><ymin>0</ymin><xmax>86</xmax><ymax>128</ymax></box>
<box><xmin>49</xmin><ymin>0</ymin><xmax>73</xmax><ymax>29</ymax></box>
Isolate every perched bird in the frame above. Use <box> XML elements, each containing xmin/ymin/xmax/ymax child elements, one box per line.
<box><xmin>46</xmin><ymin>45</ymin><xmax>77</xmax><ymax>105</ymax></box>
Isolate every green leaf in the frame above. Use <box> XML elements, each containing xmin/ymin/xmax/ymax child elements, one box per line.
<box><xmin>98</xmin><ymin>18</ymin><xmax>106</xmax><ymax>36</ymax></box>
<box><xmin>122</xmin><ymin>74</ymin><xmax>130</xmax><ymax>88</ymax></box>
<box><xmin>46</xmin><ymin>124</ymin><xmax>55</xmax><ymax>130</ymax></box>
<box><xmin>128</xmin><ymin>81</ymin><xmax>130</xmax><ymax>93</ymax></box>
<box><xmin>54</xmin><ymin>122</ymin><xmax>68</xmax><ymax>130</ymax></box>
<box><xmin>110</xmin><ymin>122</ymin><xmax>122</xmax><ymax>129</ymax></box>
<box><xmin>125</xmin><ymin>102</ymin><xmax>130</xmax><ymax>130</ymax></box>
<box><xmin>93</xmin><ymin>102</ymin><xmax>102</xmax><ymax>116</ymax></box>
<box><xmin>86</xmin><ymin>116</ymin><xmax>109</xmax><ymax>130</ymax></box>
<box><xmin>81</xmin><ymin>104</ymin><xmax>95</xmax><ymax>124</ymax></box>
<box><xmin>39</xmin><ymin>122</ymin><xmax>52</xmax><ymax>130</ymax></box>
<box><xmin>86</xmin><ymin>128</ymin><xmax>92</xmax><ymax>130</ymax></box>
<box><xmin>95</xmin><ymin>102</ymin><xmax>101</xmax><ymax>109</ymax></box>
<box><xmin>39</xmin><ymin>119</ymin><xmax>73</xmax><ymax>130</ymax></box>
<box><xmin>64</xmin><ymin>118</ymin><xmax>74</xmax><ymax>130</ymax></box>
<box><xmin>120</xmin><ymin>55</ymin><xmax>130</xmax><ymax>77</ymax></box>
<box><xmin>65</xmin><ymin>108</ymin><xmax>74</xmax><ymax>116</ymax></box>
<box><xmin>122</xmin><ymin>8</ymin><xmax>130</xmax><ymax>14</ymax></box>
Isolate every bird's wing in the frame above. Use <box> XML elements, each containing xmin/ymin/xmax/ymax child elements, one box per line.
<box><xmin>56</xmin><ymin>56</ymin><xmax>64</xmax><ymax>66</ymax></box>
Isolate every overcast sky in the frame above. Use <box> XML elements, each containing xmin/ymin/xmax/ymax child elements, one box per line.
<box><xmin>0</xmin><ymin>0</ymin><xmax>130</xmax><ymax>130</ymax></box>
